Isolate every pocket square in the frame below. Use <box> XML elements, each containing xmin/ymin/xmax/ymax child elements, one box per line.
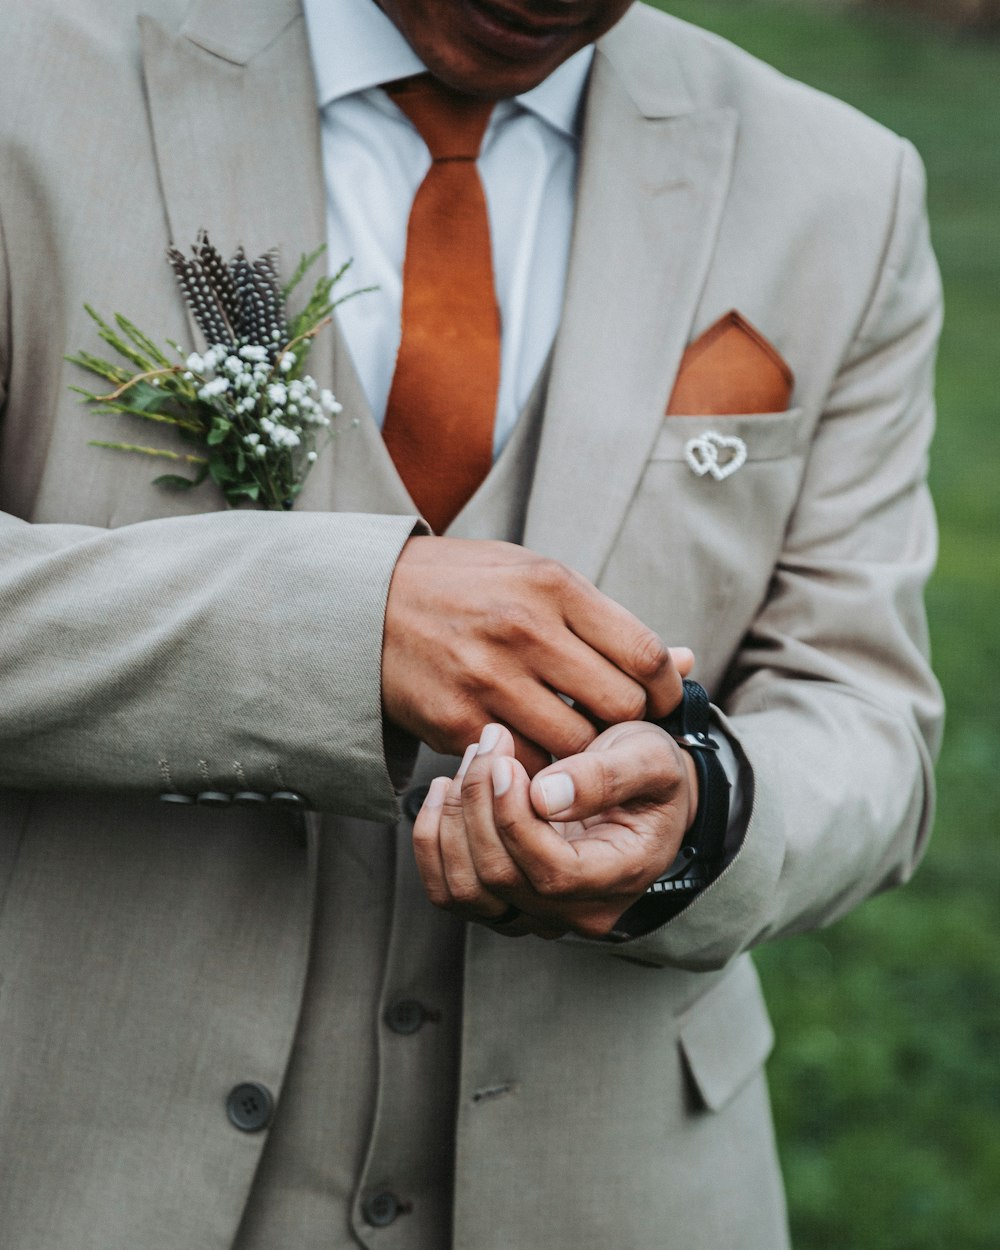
<box><xmin>667</xmin><ymin>311</ymin><xmax>794</xmax><ymax>416</ymax></box>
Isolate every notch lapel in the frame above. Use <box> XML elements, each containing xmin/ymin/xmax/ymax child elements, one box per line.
<box><xmin>139</xmin><ymin>0</ymin><xmax>389</xmax><ymax>512</ymax></box>
<box><xmin>523</xmin><ymin>14</ymin><xmax>738</xmax><ymax>584</ymax></box>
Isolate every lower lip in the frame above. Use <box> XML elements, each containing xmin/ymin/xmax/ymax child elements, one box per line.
<box><xmin>460</xmin><ymin>0</ymin><xmax>571</xmax><ymax>62</ymax></box>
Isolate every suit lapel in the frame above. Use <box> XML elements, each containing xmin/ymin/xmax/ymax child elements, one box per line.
<box><xmin>523</xmin><ymin>10</ymin><xmax>738</xmax><ymax>583</ymax></box>
<box><xmin>139</xmin><ymin>0</ymin><xmax>406</xmax><ymax>512</ymax></box>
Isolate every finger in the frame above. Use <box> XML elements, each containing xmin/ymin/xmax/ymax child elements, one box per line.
<box><xmin>436</xmin><ymin>743</ymin><xmax>513</xmax><ymax>921</ymax></box>
<box><xmin>411</xmin><ymin>776</ymin><xmax>455</xmax><ymax>909</ymax></box>
<box><xmin>530</xmin><ymin>724</ymin><xmax>689</xmax><ymax>822</ymax></box>
<box><xmin>558</xmin><ymin>579</ymin><xmax>685</xmax><ymax>720</ymax></box>
<box><xmin>487</xmin><ymin>675</ymin><xmax>599</xmax><ymax>760</ymax></box>
<box><xmin>459</xmin><ymin>732</ymin><xmax>534</xmax><ymax>899</ymax></box>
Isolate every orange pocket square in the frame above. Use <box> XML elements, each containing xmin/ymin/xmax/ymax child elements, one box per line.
<box><xmin>667</xmin><ymin>311</ymin><xmax>794</xmax><ymax>416</ymax></box>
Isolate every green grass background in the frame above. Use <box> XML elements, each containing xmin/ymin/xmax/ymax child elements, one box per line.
<box><xmin>647</xmin><ymin>2</ymin><xmax>1000</xmax><ymax>1245</ymax></box>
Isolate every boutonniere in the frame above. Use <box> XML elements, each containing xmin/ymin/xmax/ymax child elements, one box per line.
<box><xmin>69</xmin><ymin>232</ymin><xmax>366</xmax><ymax>511</ymax></box>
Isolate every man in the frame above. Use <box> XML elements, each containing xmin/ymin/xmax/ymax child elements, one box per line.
<box><xmin>0</xmin><ymin>0</ymin><xmax>941</xmax><ymax>1247</ymax></box>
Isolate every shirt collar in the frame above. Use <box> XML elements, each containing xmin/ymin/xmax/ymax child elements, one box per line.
<box><xmin>302</xmin><ymin>0</ymin><xmax>593</xmax><ymax>141</ymax></box>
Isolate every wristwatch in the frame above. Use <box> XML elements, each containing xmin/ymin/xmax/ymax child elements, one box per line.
<box><xmin>608</xmin><ymin>680</ymin><xmax>730</xmax><ymax>940</ymax></box>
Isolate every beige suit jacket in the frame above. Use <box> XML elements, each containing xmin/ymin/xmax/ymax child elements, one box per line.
<box><xmin>0</xmin><ymin>0</ymin><xmax>942</xmax><ymax>1245</ymax></box>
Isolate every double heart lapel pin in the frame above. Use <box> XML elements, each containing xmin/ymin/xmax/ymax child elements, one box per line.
<box><xmin>684</xmin><ymin>430</ymin><xmax>748</xmax><ymax>481</ymax></box>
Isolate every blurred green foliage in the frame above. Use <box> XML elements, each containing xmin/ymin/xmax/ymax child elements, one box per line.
<box><xmin>648</xmin><ymin>1</ymin><xmax>1000</xmax><ymax>1245</ymax></box>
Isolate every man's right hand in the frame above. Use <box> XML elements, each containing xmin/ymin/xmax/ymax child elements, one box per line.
<box><xmin>381</xmin><ymin>536</ymin><xmax>692</xmax><ymax>774</ymax></box>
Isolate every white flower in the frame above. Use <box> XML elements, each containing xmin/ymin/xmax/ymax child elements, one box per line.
<box><xmin>268</xmin><ymin>424</ymin><xmax>301</xmax><ymax>449</ymax></box>
<box><xmin>185</xmin><ymin>352</ymin><xmax>204</xmax><ymax>373</ymax></box>
<box><xmin>267</xmin><ymin>382</ymin><xmax>288</xmax><ymax>406</ymax></box>
<box><xmin>182</xmin><ymin>371</ymin><xmax>194</xmax><ymax>382</ymax></box>
<box><xmin>279</xmin><ymin>354</ymin><xmax>295</xmax><ymax>374</ymax></box>
<box><xmin>224</xmin><ymin>355</ymin><xmax>245</xmax><ymax>376</ymax></box>
<box><xmin>243</xmin><ymin>432</ymin><xmax>260</xmax><ymax>447</ymax></box>
<box><xmin>288</xmin><ymin>380</ymin><xmax>306</xmax><ymax>402</ymax></box>
<box><xmin>239</xmin><ymin>344</ymin><xmax>269</xmax><ymax>363</ymax></box>
<box><xmin>260</xmin><ymin>417</ymin><xmax>275</xmax><ymax>434</ymax></box>
<box><xmin>254</xmin><ymin>443</ymin><xmax>269</xmax><ymax>458</ymax></box>
<box><xmin>319</xmin><ymin>389</ymin><xmax>342</xmax><ymax>415</ymax></box>
<box><xmin>197</xmin><ymin>377</ymin><xmax>229</xmax><ymax>400</ymax></box>
<box><xmin>307</xmin><ymin>451</ymin><xmax>318</xmax><ymax>463</ymax></box>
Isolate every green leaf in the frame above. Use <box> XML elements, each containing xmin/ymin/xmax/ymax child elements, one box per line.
<box><xmin>208</xmin><ymin>459</ymin><xmax>236</xmax><ymax>485</ymax></box>
<box><xmin>281</xmin><ymin>244</ymin><xmax>328</xmax><ymax>301</ymax></box>
<box><xmin>115</xmin><ymin>314</ymin><xmax>172</xmax><ymax>367</ymax></box>
<box><xmin>226</xmin><ymin>482</ymin><xmax>260</xmax><ymax>501</ymax></box>
<box><xmin>206</xmin><ymin>425</ymin><xmax>229</xmax><ymax>446</ymax></box>
<box><xmin>152</xmin><ymin>473</ymin><xmax>198</xmax><ymax>490</ymax></box>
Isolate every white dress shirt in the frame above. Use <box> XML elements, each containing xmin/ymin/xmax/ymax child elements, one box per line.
<box><xmin>301</xmin><ymin>0</ymin><xmax>591</xmax><ymax>456</ymax></box>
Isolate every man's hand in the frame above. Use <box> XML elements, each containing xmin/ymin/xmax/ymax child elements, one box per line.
<box><xmin>412</xmin><ymin>721</ymin><xmax>699</xmax><ymax>940</ymax></box>
<box><xmin>382</xmin><ymin>535</ymin><xmax>692</xmax><ymax>774</ymax></box>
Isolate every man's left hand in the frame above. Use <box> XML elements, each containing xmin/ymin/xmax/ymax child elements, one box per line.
<box><xmin>412</xmin><ymin>722</ymin><xmax>699</xmax><ymax>940</ymax></box>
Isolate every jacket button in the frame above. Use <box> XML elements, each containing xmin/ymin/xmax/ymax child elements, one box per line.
<box><xmin>197</xmin><ymin>791</ymin><xmax>231</xmax><ymax>806</ymax></box>
<box><xmin>384</xmin><ymin>999</ymin><xmax>425</xmax><ymax>1035</ymax></box>
<box><xmin>362</xmin><ymin>1190</ymin><xmax>401</xmax><ymax>1227</ymax></box>
<box><xmin>404</xmin><ymin>784</ymin><xmax>430</xmax><ymax>821</ymax></box>
<box><xmin>233</xmin><ymin>791</ymin><xmax>268</xmax><ymax>805</ymax></box>
<box><xmin>271</xmin><ymin>790</ymin><xmax>307</xmax><ymax>808</ymax></box>
<box><xmin>225</xmin><ymin>1082</ymin><xmax>273</xmax><ymax>1132</ymax></box>
<box><xmin>159</xmin><ymin>792</ymin><xmax>194</xmax><ymax>804</ymax></box>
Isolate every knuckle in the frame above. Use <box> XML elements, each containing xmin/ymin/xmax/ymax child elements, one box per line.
<box><xmin>486</xmin><ymin>602</ymin><xmax>537</xmax><ymax>647</ymax></box>
<box><xmin>554</xmin><ymin>721</ymin><xmax>597</xmax><ymax>759</ymax></box>
<box><xmin>448</xmin><ymin>875</ymin><xmax>484</xmax><ymax>908</ymax></box>
<box><xmin>478</xmin><ymin>855</ymin><xmax>521</xmax><ymax>892</ymax></box>
<box><xmin>425</xmin><ymin>882</ymin><xmax>453</xmax><ymax>909</ymax></box>
<box><xmin>532</xmin><ymin>868</ymin><xmax>574</xmax><ymax>899</ymax></box>
<box><xmin>605</xmin><ymin>683</ymin><xmax>647</xmax><ymax>725</ymax></box>
<box><xmin>630</xmin><ymin>632</ymin><xmax>671</xmax><ymax>681</ymax></box>
<box><xmin>533</xmin><ymin>556</ymin><xmax>570</xmax><ymax>593</ymax></box>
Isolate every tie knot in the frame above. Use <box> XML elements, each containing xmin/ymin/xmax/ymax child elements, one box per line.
<box><xmin>387</xmin><ymin>74</ymin><xmax>494</xmax><ymax>162</ymax></box>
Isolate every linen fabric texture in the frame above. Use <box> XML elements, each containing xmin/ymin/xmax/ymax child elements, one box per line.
<box><xmin>0</xmin><ymin>0</ymin><xmax>942</xmax><ymax>1246</ymax></box>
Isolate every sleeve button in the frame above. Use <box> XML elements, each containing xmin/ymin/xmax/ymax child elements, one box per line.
<box><xmin>196</xmin><ymin>791</ymin><xmax>232</xmax><ymax>806</ymax></box>
<box><xmin>233</xmin><ymin>791</ymin><xmax>268</xmax><ymax>805</ymax></box>
<box><xmin>271</xmin><ymin>790</ymin><xmax>307</xmax><ymax>808</ymax></box>
<box><xmin>159</xmin><ymin>793</ymin><xmax>194</xmax><ymax>805</ymax></box>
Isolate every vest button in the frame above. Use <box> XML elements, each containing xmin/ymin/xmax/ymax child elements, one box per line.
<box><xmin>225</xmin><ymin>1082</ymin><xmax>273</xmax><ymax>1132</ymax></box>
<box><xmin>384</xmin><ymin>999</ymin><xmax>426</xmax><ymax>1035</ymax></box>
<box><xmin>362</xmin><ymin>1190</ymin><xmax>401</xmax><ymax>1227</ymax></box>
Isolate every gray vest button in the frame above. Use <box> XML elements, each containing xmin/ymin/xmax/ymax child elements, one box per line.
<box><xmin>225</xmin><ymin>1082</ymin><xmax>273</xmax><ymax>1132</ymax></box>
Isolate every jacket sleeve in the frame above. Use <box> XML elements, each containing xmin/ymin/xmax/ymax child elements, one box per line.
<box><xmin>0</xmin><ymin>506</ymin><xmax>423</xmax><ymax>821</ymax></box>
<box><xmin>611</xmin><ymin>138</ymin><xmax>944</xmax><ymax>969</ymax></box>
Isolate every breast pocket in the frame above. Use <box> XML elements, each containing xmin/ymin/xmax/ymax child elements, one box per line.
<box><xmin>599</xmin><ymin>408</ymin><xmax>809</xmax><ymax>684</ymax></box>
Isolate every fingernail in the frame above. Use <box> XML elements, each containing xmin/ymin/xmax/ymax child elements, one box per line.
<box><xmin>456</xmin><ymin>743</ymin><xmax>478</xmax><ymax>780</ymax></box>
<box><xmin>491</xmin><ymin>756</ymin><xmax>513</xmax><ymax>797</ymax></box>
<box><xmin>477</xmin><ymin>723</ymin><xmax>502</xmax><ymax>755</ymax></box>
<box><xmin>538</xmin><ymin>772</ymin><xmax>575</xmax><ymax>815</ymax></box>
<box><xmin>424</xmin><ymin>777</ymin><xmax>449</xmax><ymax>810</ymax></box>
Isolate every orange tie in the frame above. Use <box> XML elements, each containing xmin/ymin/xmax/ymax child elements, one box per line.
<box><xmin>383</xmin><ymin>76</ymin><xmax>501</xmax><ymax>534</ymax></box>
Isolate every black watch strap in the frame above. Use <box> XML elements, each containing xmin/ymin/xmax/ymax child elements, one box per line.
<box><xmin>608</xmin><ymin>680</ymin><xmax>730</xmax><ymax>940</ymax></box>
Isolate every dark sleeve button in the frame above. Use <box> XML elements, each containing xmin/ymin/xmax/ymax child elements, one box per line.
<box><xmin>233</xmin><ymin>791</ymin><xmax>268</xmax><ymax>805</ymax></box>
<box><xmin>271</xmin><ymin>790</ymin><xmax>307</xmax><ymax>808</ymax></box>
<box><xmin>225</xmin><ymin>1082</ymin><xmax>274</xmax><ymax>1132</ymax></box>
<box><xmin>159</xmin><ymin>792</ymin><xmax>194</xmax><ymax>804</ymax></box>
<box><xmin>362</xmin><ymin>1190</ymin><xmax>401</xmax><ymax>1227</ymax></box>
<box><xmin>404</xmin><ymin>784</ymin><xmax>430</xmax><ymax>822</ymax></box>
<box><xmin>197</xmin><ymin>791</ymin><xmax>232</xmax><ymax>807</ymax></box>
<box><xmin>384</xmin><ymin>999</ymin><xmax>426</xmax><ymax>1035</ymax></box>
